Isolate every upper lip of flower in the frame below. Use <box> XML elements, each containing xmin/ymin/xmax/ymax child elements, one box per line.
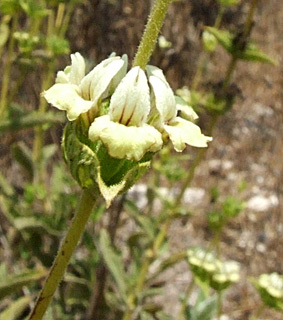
<box><xmin>43</xmin><ymin>52</ymin><xmax>128</xmax><ymax>121</ymax></box>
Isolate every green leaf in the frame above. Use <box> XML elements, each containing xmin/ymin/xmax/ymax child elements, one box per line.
<box><xmin>0</xmin><ymin>269</ymin><xmax>46</xmax><ymax>299</ymax></box>
<box><xmin>125</xmin><ymin>200</ymin><xmax>156</xmax><ymax>240</ymax></box>
<box><xmin>186</xmin><ymin>289</ymin><xmax>217</xmax><ymax>320</ymax></box>
<box><xmin>140</xmin><ymin>311</ymin><xmax>155</xmax><ymax>320</ymax></box>
<box><xmin>205</xmin><ymin>27</ymin><xmax>277</xmax><ymax>65</ymax></box>
<box><xmin>19</xmin><ymin>0</ymin><xmax>48</xmax><ymax>19</ymax></box>
<box><xmin>46</xmin><ymin>35</ymin><xmax>70</xmax><ymax>56</ymax></box>
<box><xmin>0</xmin><ymin>295</ymin><xmax>32</xmax><ymax>320</ymax></box>
<box><xmin>205</xmin><ymin>27</ymin><xmax>232</xmax><ymax>52</ymax></box>
<box><xmin>149</xmin><ymin>251</ymin><xmax>187</xmax><ymax>282</ymax></box>
<box><xmin>12</xmin><ymin>142</ymin><xmax>34</xmax><ymax>179</ymax></box>
<box><xmin>0</xmin><ymin>0</ymin><xmax>21</xmax><ymax>15</ymax></box>
<box><xmin>0</xmin><ymin>172</ymin><xmax>15</xmax><ymax>197</ymax></box>
<box><xmin>99</xmin><ymin>229</ymin><xmax>128</xmax><ymax>303</ymax></box>
<box><xmin>240</xmin><ymin>43</ymin><xmax>278</xmax><ymax>65</ymax></box>
<box><xmin>0</xmin><ymin>111</ymin><xmax>65</xmax><ymax>133</ymax></box>
<box><xmin>42</xmin><ymin>144</ymin><xmax>57</xmax><ymax>169</ymax></box>
<box><xmin>13</xmin><ymin>216</ymin><xmax>61</xmax><ymax>237</ymax></box>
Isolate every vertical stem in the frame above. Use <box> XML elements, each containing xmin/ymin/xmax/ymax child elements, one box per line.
<box><xmin>133</xmin><ymin>0</ymin><xmax>172</xmax><ymax>69</ymax></box>
<box><xmin>217</xmin><ymin>290</ymin><xmax>222</xmax><ymax>320</ymax></box>
<box><xmin>0</xmin><ymin>14</ymin><xmax>18</xmax><ymax>119</ymax></box>
<box><xmin>87</xmin><ymin>195</ymin><xmax>126</xmax><ymax>320</ymax></box>
<box><xmin>32</xmin><ymin>62</ymin><xmax>55</xmax><ymax>184</ymax></box>
<box><xmin>176</xmin><ymin>279</ymin><xmax>195</xmax><ymax>320</ymax></box>
<box><xmin>175</xmin><ymin>115</ymin><xmax>217</xmax><ymax>206</ymax></box>
<box><xmin>122</xmin><ymin>218</ymin><xmax>172</xmax><ymax>320</ymax></box>
<box><xmin>243</xmin><ymin>0</ymin><xmax>259</xmax><ymax>37</ymax></box>
<box><xmin>222</xmin><ymin>56</ymin><xmax>237</xmax><ymax>91</ymax></box>
<box><xmin>248</xmin><ymin>303</ymin><xmax>265</xmax><ymax>320</ymax></box>
<box><xmin>28</xmin><ymin>189</ymin><xmax>98</xmax><ymax>320</ymax></box>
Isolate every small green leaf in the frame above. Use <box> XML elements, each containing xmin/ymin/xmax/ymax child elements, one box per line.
<box><xmin>186</xmin><ymin>289</ymin><xmax>217</xmax><ymax>320</ymax></box>
<box><xmin>13</xmin><ymin>217</ymin><xmax>61</xmax><ymax>237</ymax></box>
<box><xmin>240</xmin><ymin>43</ymin><xmax>278</xmax><ymax>65</ymax></box>
<box><xmin>19</xmin><ymin>0</ymin><xmax>48</xmax><ymax>19</ymax></box>
<box><xmin>0</xmin><ymin>111</ymin><xmax>65</xmax><ymax>133</ymax></box>
<box><xmin>125</xmin><ymin>200</ymin><xmax>156</xmax><ymax>240</ymax></box>
<box><xmin>0</xmin><ymin>269</ymin><xmax>46</xmax><ymax>299</ymax></box>
<box><xmin>0</xmin><ymin>0</ymin><xmax>21</xmax><ymax>15</ymax></box>
<box><xmin>42</xmin><ymin>144</ymin><xmax>57</xmax><ymax>169</ymax></box>
<box><xmin>205</xmin><ymin>27</ymin><xmax>277</xmax><ymax>65</ymax></box>
<box><xmin>12</xmin><ymin>142</ymin><xmax>34</xmax><ymax>179</ymax></box>
<box><xmin>205</xmin><ymin>27</ymin><xmax>232</xmax><ymax>52</ymax></box>
<box><xmin>46</xmin><ymin>35</ymin><xmax>70</xmax><ymax>56</ymax></box>
<box><xmin>0</xmin><ymin>172</ymin><xmax>15</xmax><ymax>197</ymax></box>
<box><xmin>0</xmin><ymin>295</ymin><xmax>32</xmax><ymax>320</ymax></box>
<box><xmin>99</xmin><ymin>229</ymin><xmax>128</xmax><ymax>303</ymax></box>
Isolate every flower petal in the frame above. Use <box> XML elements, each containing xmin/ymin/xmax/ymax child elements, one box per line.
<box><xmin>146</xmin><ymin>65</ymin><xmax>176</xmax><ymax>122</ymax></box>
<box><xmin>88</xmin><ymin>115</ymin><xmax>163</xmax><ymax>161</ymax></box>
<box><xmin>43</xmin><ymin>83</ymin><xmax>94</xmax><ymax>121</ymax></box>
<box><xmin>69</xmin><ymin>52</ymin><xmax>86</xmax><ymax>85</ymax></box>
<box><xmin>80</xmin><ymin>55</ymin><xmax>127</xmax><ymax>103</ymax></box>
<box><xmin>175</xmin><ymin>96</ymin><xmax>199</xmax><ymax>121</ymax></box>
<box><xmin>56</xmin><ymin>66</ymin><xmax>71</xmax><ymax>84</ymax></box>
<box><xmin>109</xmin><ymin>67</ymin><xmax>150</xmax><ymax>126</ymax></box>
<box><xmin>55</xmin><ymin>53</ymin><xmax>85</xmax><ymax>85</ymax></box>
<box><xmin>164</xmin><ymin>117</ymin><xmax>212</xmax><ymax>151</ymax></box>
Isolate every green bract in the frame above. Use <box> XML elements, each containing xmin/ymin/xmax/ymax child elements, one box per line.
<box><xmin>43</xmin><ymin>53</ymin><xmax>212</xmax><ymax>204</ymax></box>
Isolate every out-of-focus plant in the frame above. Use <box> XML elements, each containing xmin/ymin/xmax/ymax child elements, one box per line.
<box><xmin>250</xmin><ymin>273</ymin><xmax>283</xmax><ymax>318</ymax></box>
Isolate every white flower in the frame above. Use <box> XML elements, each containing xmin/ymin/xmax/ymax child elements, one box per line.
<box><xmin>146</xmin><ymin>65</ymin><xmax>212</xmax><ymax>151</ymax></box>
<box><xmin>44</xmin><ymin>53</ymin><xmax>212</xmax><ymax>162</ymax></box>
<box><xmin>89</xmin><ymin>67</ymin><xmax>163</xmax><ymax>161</ymax></box>
<box><xmin>43</xmin><ymin>52</ymin><xmax>128</xmax><ymax>121</ymax></box>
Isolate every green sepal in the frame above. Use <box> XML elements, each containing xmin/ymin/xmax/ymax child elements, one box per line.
<box><xmin>62</xmin><ymin>119</ymin><xmax>152</xmax><ymax>206</ymax></box>
<box><xmin>205</xmin><ymin>27</ymin><xmax>278</xmax><ymax>65</ymax></box>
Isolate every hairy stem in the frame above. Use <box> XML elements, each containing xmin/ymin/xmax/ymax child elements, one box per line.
<box><xmin>133</xmin><ymin>0</ymin><xmax>172</xmax><ymax>69</ymax></box>
<box><xmin>28</xmin><ymin>189</ymin><xmax>98</xmax><ymax>320</ymax></box>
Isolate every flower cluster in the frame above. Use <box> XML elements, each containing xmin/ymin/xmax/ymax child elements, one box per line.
<box><xmin>43</xmin><ymin>53</ymin><xmax>211</xmax><ymax>162</ymax></box>
<box><xmin>253</xmin><ymin>272</ymin><xmax>283</xmax><ymax>311</ymax></box>
<box><xmin>187</xmin><ymin>247</ymin><xmax>240</xmax><ymax>291</ymax></box>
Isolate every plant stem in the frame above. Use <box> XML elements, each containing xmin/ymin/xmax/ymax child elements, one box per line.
<box><xmin>175</xmin><ymin>115</ymin><xmax>217</xmax><ymax>206</ymax></box>
<box><xmin>217</xmin><ymin>290</ymin><xmax>223</xmax><ymax>320</ymax></box>
<box><xmin>175</xmin><ymin>0</ymin><xmax>260</xmax><ymax>204</ymax></box>
<box><xmin>248</xmin><ymin>303</ymin><xmax>265</xmax><ymax>320</ymax></box>
<box><xmin>28</xmin><ymin>189</ymin><xmax>98</xmax><ymax>320</ymax></box>
<box><xmin>87</xmin><ymin>195</ymin><xmax>126</xmax><ymax>320</ymax></box>
<box><xmin>133</xmin><ymin>0</ymin><xmax>172</xmax><ymax>69</ymax></box>
<box><xmin>122</xmin><ymin>217</ymin><xmax>172</xmax><ymax>320</ymax></box>
<box><xmin>0</xmin><ymin>14</ymin><xmax>18</xmax><ymax>119</ymax></box>
<box><xmin>32</xmin><ymin>62</ymin><xmax>55</xmax><ymax>184</ymax></box>
<box><xmin>222</xmin><ymin>56</ymin><xmax>237</xmax><ymax>91</ymax></box>
<box><xmin>176</xmin><ymin>279</ymin><xmax>195</xmax><ymax>320</ymax></box>
<box><xmin>243</xmin><ymin>0</ymin><xmax>259</xmax><ymax>37</ymax></box>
